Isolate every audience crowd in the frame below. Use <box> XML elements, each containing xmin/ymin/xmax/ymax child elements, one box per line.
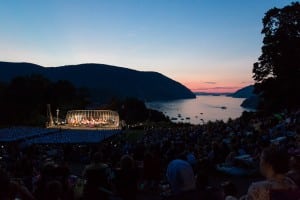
<box><xmin>0</xmin><ymin>110</ymin><xmax>299</xmax><ymax>199</ymax></box>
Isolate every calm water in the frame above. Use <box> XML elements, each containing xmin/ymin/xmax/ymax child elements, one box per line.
<box><xmin>146</xmin><ymin>95</ymin><xmax>250</xmax><ymax>124</ymax></box>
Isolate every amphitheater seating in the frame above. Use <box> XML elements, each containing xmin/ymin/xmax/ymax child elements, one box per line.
<box><xmin>0</xmin><ymin>127</ymin><xmax>57</xmax><ymax>142</ymax></box>
<box><xmin>25</xmin><ymin>129</ymin><xmax>121</xmax><ymax>144</ymax></box>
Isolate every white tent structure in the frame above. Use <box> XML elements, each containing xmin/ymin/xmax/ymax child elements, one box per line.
<box><xmin>66</xmin><ymin>110</ymin><xmax>119</xmax><ymax>128</ymax></box>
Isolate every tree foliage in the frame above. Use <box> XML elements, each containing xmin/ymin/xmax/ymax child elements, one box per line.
<box><xmin>253</xmin><ymin>2</ymin><xmax>300</xmax><ymax>111</ymax></box>
<box><xmin>0</xmin><ymin>74</ymin><xmax>90</xmax><ymax>126</ymax></box>
<box><xmin>99</xmin><ymin>97</ymin><xmax>170</xmax><ymax>125</ymax></box>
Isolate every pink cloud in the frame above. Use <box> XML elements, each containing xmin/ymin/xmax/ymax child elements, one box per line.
<box><xmin>203</xmin><ymin>81</ymin><xmax>217</xmax><ymax>84</ymax></box>
<box><xmin>191</xmin><ymin>86</ymin><xmax>241</xmax><ymax>93</ymax></box>
<box><xmin>178</xmin><ymin>78</ymin><xmax>252</xmax><ymax>93</ymax></box>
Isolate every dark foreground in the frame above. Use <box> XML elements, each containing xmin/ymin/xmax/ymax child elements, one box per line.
<box><xmin>0</xmin><ymin>110</ymin><xmax>299</xmax><ymax>199</ymax></box>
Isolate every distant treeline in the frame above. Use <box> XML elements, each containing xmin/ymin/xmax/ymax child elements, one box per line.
<box><xmin>0</xmin><ymin>74</ymin><xmax>89</xmax><ymax>126</ymax></box>
<box><xmin>0</xmin><ymin>74</ymin><xmax>169</xmax><ymax>126</ymax></box>
<box><xmin>97</xmin><ymin>97</ymin><xmax>170</xmax><ymax>125</ymax></box>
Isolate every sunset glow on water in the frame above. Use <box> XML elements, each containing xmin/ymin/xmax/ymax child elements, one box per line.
<box><xmin>147</xmin><ymin>95</ymin><xmax>251</xmax><ymax>124</ymax></box>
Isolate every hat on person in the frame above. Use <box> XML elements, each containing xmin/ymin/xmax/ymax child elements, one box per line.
<box><xmin>166</xmin><ymin>159</ymin><xmax>196</xmax><ymax>194</ymax></box>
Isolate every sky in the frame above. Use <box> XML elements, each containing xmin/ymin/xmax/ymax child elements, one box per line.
<box><xmin>0</xmin><ymin>0</ymin><xmax>295</xmax><ymax>93</ymax></box>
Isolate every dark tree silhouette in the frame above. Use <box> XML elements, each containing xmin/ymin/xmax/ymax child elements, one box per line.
<box><xmin>253</xmin><ymin>2</ymin><xmax>300</xmax><ymax>111</ymax></box>
<box><xmin>98</xmin><ymin>97</ymin><xmax>169</xmax><ymax>125</ymax></box>
<box><xmin>0</xmin><ymin>75</ymin><xmax>89</xmax><ymax>126</ymax></box>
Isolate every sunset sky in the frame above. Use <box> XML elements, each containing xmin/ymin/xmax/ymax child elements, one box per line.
<box><xmin>0</xmin><ymin>0</ymin><xmax>294</xmax><ymax>93</ymax></box>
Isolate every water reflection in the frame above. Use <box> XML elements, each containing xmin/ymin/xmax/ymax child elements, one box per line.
<box><xmin>146</xmin><ymin>95</ymin><xmax>250</xmax><ymax>124</ymax></box>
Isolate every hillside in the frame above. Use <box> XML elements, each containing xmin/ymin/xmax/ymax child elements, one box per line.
<box><xmin>0</xmin><ymin>61</ymin><xmax>195</xmax><ymax>102</ymax></box>
<box><xmin>229</xmin><ymin>85</ymin><xmax>259</xmax><ymax>109</ymax></box>
<box><xmin>229</xmin><ymin>85</ymin><xmax>254</xmax><ymax>98</ymax></box>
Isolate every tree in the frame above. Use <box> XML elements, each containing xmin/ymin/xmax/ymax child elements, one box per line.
<box><xmin>253</xmin><ymin>2</ymin><xmax>300</xmax><ymax>111</ymax></box>
<box><xmin>99</xmin><ymin>97</ymin><xmax>170</xmax><ymax>125</ymax></box>
<box><xmin>0</xmin><ymin>74</ymin><xmax>90</xmax><ymax>126</ymax></box>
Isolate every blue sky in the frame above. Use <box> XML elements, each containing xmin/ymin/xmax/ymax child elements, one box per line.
<box><xmin>0</xmin><ymin>0</ymin><xmax>294</xmax><ymax>92</ymax></box>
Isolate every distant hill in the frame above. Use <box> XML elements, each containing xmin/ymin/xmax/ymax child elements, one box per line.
<box><xmin>194</xmin><ymin>92</ymin><xmax>231</xmax><ymax>96</ymax></box>
<box><xmin>229</xmin><ymin>85</ymin><xmax>259</xmax><ymax>109</ymax></box>
<box><xmin>0</xmin><ymin>61</ymin><xmax>195</xmax><ymax>102</ymax></box>
<box><xmin>229</xmin><ymin>85</ymin><xmax>254</xmax><ymax>98</ymax></box>
<box><xmin>241</xmin><ymin>95</ymin><xmax>259</xmax><ymax>110</ymax></box>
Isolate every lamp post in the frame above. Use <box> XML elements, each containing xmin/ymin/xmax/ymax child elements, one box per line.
<box><xmin>56</xmin><ymin>108</ymin><xmax>59</xmax><ymax>125</ymax></box>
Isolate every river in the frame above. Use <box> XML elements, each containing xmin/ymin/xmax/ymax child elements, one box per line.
<box><xmin>146</xmin><ymin>95</ymin><xmax>252</xmax><ymax>124</ymax></box>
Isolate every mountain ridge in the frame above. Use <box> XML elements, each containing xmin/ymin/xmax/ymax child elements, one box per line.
<box><xmin>229</xmin><ymin>85</ymin><xmax>259</xmax><ymax>109</ymax></box>
<box><xmin>0</xmin><ymin>61</ymin><xmax>195</xmax><ymax>102</ymax></box>
<box><xmin>228</xmin><ymin>85</ymin><xmax>254</xmax><ymax>98</ymax></box>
